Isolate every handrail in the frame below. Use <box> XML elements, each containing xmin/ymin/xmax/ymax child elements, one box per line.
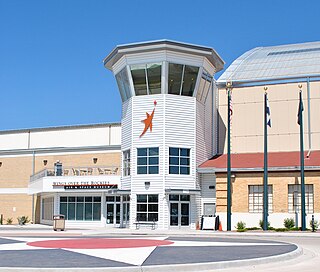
<box><xmin>30</xmin><ymin>165</ymin><xmax>120</xmax><ymax>182</ymax></box>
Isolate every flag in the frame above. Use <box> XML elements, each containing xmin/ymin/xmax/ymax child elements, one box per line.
<box><xmin>297</xmin><ymin>92</ymin><xmax>304</xmax><ymax>125</ymax></box>
<box><xmin>229</xmin><ymin>94</ymin><xmax>233</xmax><ymax>122</ymax></box>
<box><xmin>266</xmin><ymin>96</ymin><xmax>271</xmax><ymax>127</ymax></box>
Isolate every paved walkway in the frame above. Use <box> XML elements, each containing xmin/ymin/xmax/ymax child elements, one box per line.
<box><xmin>0</xmin><ymin>224</ymin><xmax>318</xmax><ymax>271</ymax></box>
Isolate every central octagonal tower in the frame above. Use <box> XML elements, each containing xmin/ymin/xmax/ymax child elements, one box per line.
<box><xmin>104</xmin><ymin>40</ymin><xmax>224</xmax><ymax>229</ymax></box>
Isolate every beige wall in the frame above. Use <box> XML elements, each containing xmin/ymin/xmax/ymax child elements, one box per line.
<box><xmin>216</xmin><ymin>171</ymin><xmax>320</xmax><ymax>214</ymax></box>
<box><xmin>218</xmin><ymin>81</ymin><xmax>320</xmax><ymax>153</ymax></box>
<box><xmin>0</xmin><ymin>194</ymin><xmax>33</xmax><ymax>224</ymax></box>
<box><xmin>0</xmin><ymin>151</ymin><xmax>121</xmax><ymax>224</ymax></box>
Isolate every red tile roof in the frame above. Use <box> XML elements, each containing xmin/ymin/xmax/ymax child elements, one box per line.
<box><xmin>199</xmin><ymin>151</ymin><xmax>320</xmax><ymax>172</ymax></box>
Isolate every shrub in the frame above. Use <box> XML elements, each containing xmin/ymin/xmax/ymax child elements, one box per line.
<box><xmin>310</xmin><ymin>219</ymin><xmax>320</xmax><ymax>231</ymax></box>
<box><xmin>236</xmin><ymin>221</ymin><xmax>246</xmax><ymax>231</ymax></box>
<box><xmin>6</xmin><ymin>218</ymin><xmax>13</xmax><ymax>225</ymax></box>
<box><xmin>274</xmin><ymin>228</ymin><xmax>289</xmax><ymax>232</ymax></box>
<box><xmin>284</xmin><ymin>218</ymin><xmax>295</xmax><ymax>229</ymax></box>
<box><xmin>17</xmin><ymin>216</ymin><xmax>30</xmax><ymax>225</ymax></box>
<box><xmin>259</xmin><ymin>220</ymin><xmax>270</xmax><ymax>229</ymax></box>
<box><xmin>246</xmin><ymin>227</ymin><xmax>261</xmax><ymax>231</ymax></box>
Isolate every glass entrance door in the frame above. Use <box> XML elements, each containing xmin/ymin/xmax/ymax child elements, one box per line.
<box><xmin>170</xmin><ymin>203</ymin><xmax>179</xmax><ymax>226</ymax></box>
<box><xmin>106</xmin><ymin>196</ymin><xmax>121</xmax><ymax>226</ymax></box>
<box><xmin>181</xmin><ymin>203</ymin><xmax>189</xmax><ymax>226</ymax></box>
<box><xmin>169</xmin><ymin>195</ymin><xmax>190</xmax><ymax>227</ymax></box>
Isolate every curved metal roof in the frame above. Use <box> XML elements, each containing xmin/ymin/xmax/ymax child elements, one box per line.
<box><xmin>218</xmin><ymin>41</ymin><xmax>320</xmax><ymax>86</ymax></box>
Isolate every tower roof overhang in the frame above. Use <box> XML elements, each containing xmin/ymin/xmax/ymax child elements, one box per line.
<box><xmin>103</xmin><ymin>40</ymin><xmax>224</xmax><ymax>72</ymax></box>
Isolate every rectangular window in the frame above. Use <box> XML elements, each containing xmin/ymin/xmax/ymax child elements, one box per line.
<box><xmin>169</xmin><ymin>147</ymin><xmax>190</xmax><ymax>175</ymax></box>
<box><xmin>196</xmin><ymin>69</ymin><xmax>213</xmax><ymax>103</ymax></box>
<box><xmin>131</xmin><ymin>63</ymin><xmax>162</xmax><ymax>96</ymax></box>
<box><xmin>288</xmin><ymin>184</ymin><xmax>314</xmax><ymax>214</ymax></box>
<box><xmin>248</xmin><ymin>185</ymin><xmax>273</xmax><ymax>213</ymax></box>
<box><xmin>137</xmin><ymin>147</ymin><xmax>159</xmax><ymax>174</ymax></box>
<box><xmin>168</xmin><ymin>63</ymin><xmax>199</xmax><ymax>96</ymax></box>
<box><xmin>115</xmin><ymin>67</ymin><xmax>132</xmax><ymax>102</ymax></box>
<box><xmin>59</xmin><ymin>196</ymin><xmax>101</xmax><ymax>221</ymax></box>
<box><xmin>123</xmin><ymin>149</ymin><xmax>131</xmax><ymax>176</ymax></box>
<box><xmin>136</xmin><ymin>194</ymin><xmax>158</xmax><ymax>222</ymax></box>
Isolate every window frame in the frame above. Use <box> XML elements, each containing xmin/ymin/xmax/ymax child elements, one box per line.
<box><xmin>169</xmin><ymin>147</ymin><xmax>191</xmax><ymax>175</ymax></box>
<box><xmin>168</xmin><ymin>62</ymin><xmax>199</xmax><ymax>97</ymax></box>
<box><xmin>288</xmin><ymin>184</ymin><xmax>314</xmax><ymax>214</ymax></box>
<box><xmin>248</xmin><ymin>185</ymin><xmax>273</xmax><ymax>213</ymax></box>
<box><xmin>59</xmin><ymin>196</ymin><xmax>101</xmax><ymax>221</ymax></box>
<box><xmin>122</xmin><ymin>149</ymin><xmax>131</xmax><ymax>176</ymax></box>
<box><xmin>136</xmin><ymin>194</ymin><xmax>159</xmax><ymax>222</ymax></box>
<box><xmin>130</xmin><ymin>62</ymin><xmax>162</xmax><ymax>96</ymax></box>
<box><xmin>137</xmin><ymin>147</ymin><xmax>159</xmax><ymax>175</ymax></box>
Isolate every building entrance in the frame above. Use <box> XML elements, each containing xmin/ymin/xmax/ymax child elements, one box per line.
<box><xmin>106</xmin><ymin>196</ymin><xmax>120</xmax><ymax>225</ymax></box>
<box><xmin>169</xmin><ymin>194</ymin><xmax>190</xmax><ymax>227</ymax></box>
<box><xmin>106</xmin><ymin>195</ymin><xmax>130</xmax><ymax>227</ymax></box>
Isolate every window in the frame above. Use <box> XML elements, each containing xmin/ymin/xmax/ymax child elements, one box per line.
<box><xmin>60</xmin><ymin>196</ymin><xmax>101</xmax><ymax>221</ymax></box>
<box><xmin>137</xmin><ymin>147</ymin><xmax>159</xmax><ymax>174</ymax></box>
<box><xmin>136</xmin><ymin>194</ymin><xmax>158</xmax><ymax>222</ymax></box>
<box><xmin>168</xmin><ymin>63</ymin><xmax>199</xmax><ymax>96</ymax></box>
<box><xmin>196</xmin><ymin>69</ymin><xmax>213</xmax><ymax>103</ymax></box>
<box><xmin>288</xmin><ymin>184</ymin><xmax>314</xmax><ymax>214</ymax></box>
<box><xmin>248</xmin><ymin>185</ymin><xmax>273</xmax><ymax>213</ymax></box>
<box><xmin>130</xmin><ymin>63</ymin><xmax>162</xmax><ymax>96</ymax></box>
<box><xmin>169</xmin><ymin>147</ymin><xmax>190</xmax><ymax>175</ymax></box>
<box><xmin>115</xmin><ymin>67</ymin><xmax>132</xmax><ymax>102</ymax></box>
<box><xmin>123</xmin><ymin>150</ymin><xmax>130</xmax><ymax>176</ymax></box>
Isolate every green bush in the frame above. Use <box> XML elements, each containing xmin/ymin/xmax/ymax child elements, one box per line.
<box><xmin>17</xmin><ymin>216</ymin><xmax>30</xmax><ymax>225</ymax></box>
<box><xmin>274</xmin><ymin>228</ymin><xmax>289</xmax><ymax>232</ymax></box>
<box><xmin>259</xmin><ymin>219</ymin><xmax>271</xmax><ymax>229</ymax></box>
<box><xmin>284</xmin><ymin>218</ymin><xmax>295</xmax><ymax>229</ymax></box>
<box><xmin>6</xmin><ymin>218</ymin><xmax>13</xmax><ymax>225</ymax></box>
<box><xmin>246</xmin><ymin>227</ymin><xmax>261</xmax><ymax>231</ymax></box>
<box><xmin>310</xmin><ymin>219</ymin><xmax>320</xmax><ymax>230</ymax></box>
<box><xmin>236</xmin><ymin>221</ymin><xmax>246</xmax><ymax>231</ymax></box>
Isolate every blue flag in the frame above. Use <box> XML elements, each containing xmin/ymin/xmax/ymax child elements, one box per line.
<box><xmin>266</xmin><ymin>96</ymin><xmax>271</xmax><ymax>127</ymax></box>
<box><xmin>297</xmin><ymin>92</ymin><xmax>304</xmax><ymax>125</ymax></box>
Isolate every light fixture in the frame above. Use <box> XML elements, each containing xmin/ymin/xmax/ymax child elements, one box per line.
<box><xmin>0</xmin><ymin>162</ymin><xmax>2</xmax><ymax>167</ymax></box>
<box><xmin>231</xmin><ymin>174</ymin><xmax>236</xmax><ymax>178</ymax></box>
<box><xmin>209</xmin><ymin>185</ymin><xmax>215</xmax><ymax>190</ymax></box>
<box><xmin>93</xmin><ymin>158</ymin><xmax>98</xmax><ymax>164</ymax></box>
<box><xmin>43</xmin><ymin>160</ymin><xmax>48</xmax><ymax>166</ymax></box>
<box><xmin>145</xmin><ymin>181</ymin><xmax>150</xmax><ymax>186</ymax></box>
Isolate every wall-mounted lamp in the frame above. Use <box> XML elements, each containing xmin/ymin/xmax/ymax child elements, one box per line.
<box><xmin>0</xmin><ymin>162</ymin><xmax>2</xmax><ymax>167</ymax></box>
<box><xmin>93</xmin><ymin>158</ymin><xmax>98</xmax><ymax>164</ymax></box>
<box><xmin>209</xmin><ymin>185</ymin><xmax>215</xmax><ymax>190</ymax></box>
<box><xmin>43</xmin><ymin>160</ymin><xmax>48</xmax><ymax>166</ymax></box>
<box><xmin>145</xmin><ymin>181</ymin><xmax>150</xmax><ymax>186</ymax></box>
<box><xmin>231</xmin><ymin>174</ymin><xmax>236</xmax><ymax>178</ymax></box>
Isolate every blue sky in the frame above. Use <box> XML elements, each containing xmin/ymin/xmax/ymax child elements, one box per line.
<box><xmin>0</xmin><ymin>0</ymin><xmax>319</xmax><ymax>130</ymax></box>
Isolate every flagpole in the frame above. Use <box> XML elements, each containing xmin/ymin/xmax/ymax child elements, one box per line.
<box><xmin>226</xmin><ymin>81</ymin><xmax>232</xmax><ymax>231</ymax></box>
<box><xmin>263</xmin><ymin>88</ymin><xmax>269</xmax><ymax>231</ymax></box>
<box><xmin>298</xmin><ymin>84</ymin><xmax>306</xmax><ymax>231</ymax></box>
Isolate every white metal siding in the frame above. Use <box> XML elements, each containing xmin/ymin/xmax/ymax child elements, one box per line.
<box><xmin>164</xmin><ymin>95</ymin><xmax>196</xmax><ymax>189</ymax></box>
<box><xmin>0</xmin><ymin>133</ymin><xmax>29</xmax><ymax>150</ymax></box>
<box><xmin>29</xmin><ymin>127</ymin><xmax>120</xmax><ymax>149</ymax></box>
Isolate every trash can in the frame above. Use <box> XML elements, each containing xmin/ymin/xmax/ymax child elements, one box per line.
<box><xmin>53</xmin><ymin>214</ymin><xmax>65</xmax><ymax>231</ymax></box>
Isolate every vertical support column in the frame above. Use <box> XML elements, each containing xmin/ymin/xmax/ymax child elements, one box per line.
<box><xmin>263</xmin><ymin>91</ymin><xmax>269</xmax><ymax>231</ymax></box>
<box><xmin>226</xmin><ymin>82</ymin><xmax>232</xmax><ymax>231</ymax></box>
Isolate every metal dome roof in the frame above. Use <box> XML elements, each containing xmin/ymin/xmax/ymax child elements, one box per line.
<box><xmin>218</xmin><ymin>41</ymin><xmax>320</xmax><ymax>86</ymax></box>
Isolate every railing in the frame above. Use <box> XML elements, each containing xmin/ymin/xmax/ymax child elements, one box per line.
<box><xmin>30</xmin><ymin>166</ymin><xmax>120</xmax><ymax>182</ymax></box>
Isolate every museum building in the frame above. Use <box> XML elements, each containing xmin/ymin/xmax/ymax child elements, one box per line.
<box><xmin>0</xmin><ymin>40</ymin><xmax>319</xmax><ymax>230</ymax></box>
